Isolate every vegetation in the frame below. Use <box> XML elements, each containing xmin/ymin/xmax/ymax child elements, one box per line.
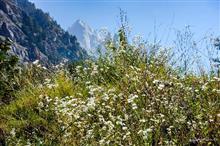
<box><xmin>0</xmin><ymin>25</ymin><xmax>220</xmax><ymax>145</ymax></box>
<box><xmin>0</xmin><ymin>38</ymin><xmax>19</xmax><ymax>104</ymax></box>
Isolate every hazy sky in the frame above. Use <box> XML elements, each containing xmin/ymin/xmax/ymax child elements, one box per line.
<box><xmin>30</xmin><ymin>0</ymin><xmax>219</xmax><ymax>44</ymax></box>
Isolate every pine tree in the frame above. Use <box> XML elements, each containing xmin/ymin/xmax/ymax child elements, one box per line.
<box><xmin>0</xmin><ymin>38</ymin><xmax>19</xmax><ymax>104</ymax></box>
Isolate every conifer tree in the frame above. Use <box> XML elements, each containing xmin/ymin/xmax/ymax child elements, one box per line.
<box><xmin>0</xmin><ymin>38</ymin><xmax>19</xmax><ymax>104</ymax></box>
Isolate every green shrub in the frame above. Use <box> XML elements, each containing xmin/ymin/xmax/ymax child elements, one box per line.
<box><xmin>0</xmin><ymin>28</ymin><xmax>219</xmax><ymax>145</ymax></box>
<box><xmin>0</xmin><ymin>38</ymin><xmax>19</xmax><ymax>104</ymax></box>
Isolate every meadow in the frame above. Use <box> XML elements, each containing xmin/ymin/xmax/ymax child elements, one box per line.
<box><xmin>0</xmin><ymin>27</ymin><xmax>220</xmax><ymax>145</ymax></box>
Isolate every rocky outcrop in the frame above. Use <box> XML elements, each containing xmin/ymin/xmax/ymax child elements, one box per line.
<box><xmin>0</xmin><ymin>0</ymin><xmax>87</xmax><ymax>64</ymax></box>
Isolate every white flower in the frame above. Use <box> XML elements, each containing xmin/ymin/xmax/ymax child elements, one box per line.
<box><xmin>45</xmin><ymin>78</ymin><xmax>51</xmax><ymax>83</ymax></box>
<box><xmin>99</xmin><ymin>139</ymin><xmax>105</xmax><ymax>145</ymax></box>
<box><xmin>105</xmin><ymin>121</ymin><xmax>114</xmax><ymax>130</ymax></box>
<box><xmin>128</xmin><ymin>94</ymin><xmax>138</xmax><ymax>103</ymax></box>
<box><xmin>153</xmin><ymin>80</ymin><xmax>160</xmax><ymax>84</ymax></box>
<box><xmin>201</xmin><ymin>84</ymin><xmax>207</xmax><ymax>91</ymax></box>
<box><xmin>140</xmin><ymin>119</ymin><xmax>146</xmax><ymax>123</ymax></box>
<box><xmin>85</xmin><ymin>81</ymin><xmax>91</xmax><ymax>85</ymax></box>
<box><xmin>143</xmin><ymin>135</ymin><xmax>148</xmax><ymax>140</ymax></box>
<box><xmin>138</xmin><ymin>130</ymin><xmax>143</xmax><ymax>134</ymax></box>
<box><xmin>10</xmin><ymin>128</ymin><xmax>16</xmax><ymax>137</ymax></box>
<box><xmin>158</xmin><ymin>84</ymin><xmax>165</xmax><ymax>90</ymax></box>
<box><xmin>124</xmin><ymin>114</ymin><xmax>129</xmax><ymax>121</ymax></box>
<box><xmin>91</xmin><ymin>64</ymin><xmax>98</xmax><ymax>76</ymax></box>
<box><xmin>145</xmin><ymin>82</ymin><xmax>149</xmax><ymax>87</ymax></box>
<box><xmin>132</xmin><ymin>103</ymin><xmax>138</xmax><ymax>110</ymax></box>
<box><xmin>213</xmin><ymin>77</ymin><xmax>220</xmax><ymax>82</ymax></box>
<box><xmin>116</xmin><ymin>120</ymin><xmax>123</xmax><ymax>126</ymax></box>
<box><xmin>122</xmin><ymin>127</ymin><xmax>128</xmax><ymax>130</ymax></box>
<box><xmin>142</xmin><ymin>128</ymin><xmax>152</xmax><ymax>140</ymax></box>
<box><xmin>33</xmin><ymin>60</ymin><xmax>39</xmax><ymax>65</ymax></box>
<box><xmin>176</xmin><ymin>83</ymin><xmax>183</xmax><ymax>88</ymax></box>
<box><xmin>145</xmin><ymin>128</ymin><xmax>153</xmax><ymax>133</ymax></box>
<box><xmin>212</xmin><ymin>89</ymin><xmax>220</xmax><ymax>93</ymax></box>
<box><xmin>38</xmin><ymin>101</ymin><xmax>44</xmax><ymax>108</ymax></box>
<box><xmin>102</xmin><ymin>93</ymin><xmax>110</xmax><ymax>101</ymax></box>
<box><xmin>42</xmin><ymin>66</ymin><xmax>47</xmax><ymax>70</ymax></box>
<box><xmin>87</xmin><ymin>97</ymin><xmax>96</xmax><ymax>110</ymax></box>
<box><xmin>37</xmin><ymin>64</ymin><xmax>41</xmax><ymax>68</ymax></box>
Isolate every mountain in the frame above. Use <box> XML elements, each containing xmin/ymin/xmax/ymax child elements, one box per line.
<box><xmin>0</xmin><ymin>0</ymin><xmax>87</xmax><ymax>64</ymax></box>
<box><xmin>68</xmin><ymin>19</ymin><xmax>111</xmax><ymax>57</ymax></box>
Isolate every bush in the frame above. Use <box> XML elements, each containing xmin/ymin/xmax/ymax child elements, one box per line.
<box><xmin>0</xmin><ymin>28</ymin><xmax>219</xmax><ymax>145</ymax></box>
<box><xmin>0</xmin><ymin>38</ymin><xmax>19</xmax><ymax>104</ymax></box>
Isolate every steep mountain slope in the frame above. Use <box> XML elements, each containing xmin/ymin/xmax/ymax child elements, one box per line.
<box><xmin>0</xmin><ymin>0</ymin><xmax>87</xmax><ymax>64</ymax></box>
<box><xmin>68</xmin><ymin>19</ymin><xmax>111</xmax><ymax>56</ymax></box>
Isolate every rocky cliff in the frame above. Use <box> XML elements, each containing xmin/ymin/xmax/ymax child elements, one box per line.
<box><xmin>0</xmin><ymin>0</ymin><xmax>87</xmax><ymax>64</ymax></box>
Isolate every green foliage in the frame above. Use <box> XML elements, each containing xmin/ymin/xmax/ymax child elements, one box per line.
<box><xmin>0</xmin><ymin>38</ymin><xmax>19</xmax><ymax>104</ymax></box>
<box><xmin>0</xmin><ymin>28</ymin><xmax>219</xmax><ymax>145</ymax></box>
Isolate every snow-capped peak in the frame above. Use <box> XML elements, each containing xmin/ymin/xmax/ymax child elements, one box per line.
<box><xmin>68</xmin><ymin>19</ymin><xmax>111</xmax><ymax>57</ymax></box>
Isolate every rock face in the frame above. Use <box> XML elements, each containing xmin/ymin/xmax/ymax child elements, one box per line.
<box><xmin>0</xmin><ymin>0</ymin><xmax>87</xmax><ymax>64</ymax></box>
<box><xmin>68</xmin><ymin>19</ymin><xmax>111</xmax><ymax>57</ymax></box>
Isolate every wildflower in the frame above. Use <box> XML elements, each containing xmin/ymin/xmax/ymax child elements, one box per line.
<box><xmin>145</xmin><ymin>82</ymin><xmax>149</xmax><ymax>87</ymax></box>
<box><xmin>124</xmin><ymin>114</ymin><xmax>129</xmax><ymax>120</ymax></box>
<box><xmin>87</xmin><ymin>97</ymin><xmax>96</xmax><ymax>110</ymax></box>
<box><xmin>138</xmin><ymin>128</ymin><xmax>153</xmax><ymax>140</ymax></box>
<box><xmin>122</xmin><ymin>127</ymin><xmax>128</xmax><ymax>130</ymax></box>
<box><xmin>39</xmin><ymin>94</ymin><xmax>43</xmax><ymax>99</ymax></box>
<box><xmin>138</xmin><ymin>130</ymin><xmax>143</xmax><ymax>135</ymax></box>
<box><xmin>33</xmin><ymin>60</ymin><xmax>39</xmax><ymax>65</ymax></box>
<box><xmin>153</xmin><ymin>80</ymin><xmax>160</xmax><ymax>84</ymax></box>
<box><xmin>128</xmin><ymin>94</ymin><xmax>138</xmax><ymax>103</ymax></box>
<box><xmin>26</xmin><ymin>140</ymin><xmax>31</xmax><ymax>146</ymax></box>
<box><xmin>45</xmin><ymin>96</ymin><xmax>52</xmax><ymax>103</ymax></box>
<box><xmin>212</xmin><ymin>89</ymin><xmax>220</xmax><ymax>93</ymax></box>
<box><xmin>209</xmin><ymin>119</ymin><xmax>214</xmax><ymax>122</ymax></box>
<box><xmin>102</xmin><ymin>93</ymin><xmax>110</xmax><ymax>101</ymax></box>
<box><xmin>201</xmin><ymin>84</ymin><xmax>208</xmax><ymax>91</ymax></box>
<box><xmin>105</xmin><ymin>121</ymin><xmax>114</xmax><ymax>130</ymax></box>
<box><xmin>158</xmin><ymin>84</ymin><xmax>165</xmax><ymax>90</ymax></box>
<box><xmin>91</xmin><ymin>64</ymin><xmax>98</xmax><ymax>76</ymax></box>
<box><xmin>142</xmin><ymin>128</ymin><xmax>152</xmax><ymax>140</ymax></box>
<box><xmin>145</xmin><ymin>128</ymin><xmax>153</xmax><ymax>133</ymax></box>
<box><xmin>176</xmin><ymin>83</ymin><xmax>183</xmax><ymax>88</ymax></box>
<box><xmin>85</xmin><ymin>81</ymin><xmax>91</xmax><ymax>85</ymax></box>
<box><xmin>38</xmin><ymin>101</ymin><xmax>44</xmax><ymax>108</ymax></box>
<box><xmin>10</xmin><ymin>128</ymin><xmax>16</xmax><ymax>137</ymax></box>
<box><xmin>119</xmin><ymin>49</ymin><xmax>126</xmax><ymax>54</ymax></box>
<box><xmin>213</xmin><ymin>77</ymin><xmax>220</xmax><ymax>82</ymax></box>
<box><xmin>41</xmin><ymin>66</ymin><xmax>47</xmax><ymax>70</ymax></box>
<box><xmin>126</xmin><ymin>131</ymin><xmax>131</xmax><ymax>136</ymax></box>
<box><xmin>99</xmin><ymin>139</ymin><xmax>105</xmax><ymax>145</ymax></box>
<box><xmin>167</xmin><ymin>126</ymin><xmax>174</xmax><ymax>135</ymax></box>
<box><xmin>37</xmin><ymin>64</ymin><xmax>41</xmax><ymax>68</ymax></box>
<box><xmin>195</xmin><ymin>89</ymin><xmax>199</xmax><ymax>92</ymax></box>
<box><xmin>116</xmin><ymin>120</ymin><xmax>123</xmax><ymax>126</ymax></box>
<box><xmin>140</xmin><ymin>119</ymin><xmax>146</xmax><ymax>123</ymax></box>
<box><xmin>132</xmin><ymin>103</ymin><xmax>138</xmax><ymax>110</ymax></box>
<box><xmin>45</xmin><ymin>78</ymin><xmax>51</xmax><ymax>83</ymax></box>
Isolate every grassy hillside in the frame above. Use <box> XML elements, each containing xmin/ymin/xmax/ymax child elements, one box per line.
<box><xmin>0</xmin><ymin>28</ymin><xmax>220</xmax><ymax>145</ymax></box>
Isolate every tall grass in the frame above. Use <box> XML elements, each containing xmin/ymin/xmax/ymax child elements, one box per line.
<box><xmin>0</xmin><ymin>26</ymin><xmax>219</xmax><ymax>145</ymax></box>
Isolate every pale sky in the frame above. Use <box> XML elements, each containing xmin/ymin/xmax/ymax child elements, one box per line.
<box><xmin>30</xmin><ymin>0</ymin><xmax>220</xmax><ymax>44</ymax></box>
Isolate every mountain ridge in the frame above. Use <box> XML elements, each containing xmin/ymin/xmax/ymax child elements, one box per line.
<box><xmin>68</xmin><ymin>19</ymin><xmax>111</xmax><ymax>57</ymax></box>
<box><xmin>0</xmin><ymin>0</ymin><xmax>88</xmax><ymax>64</ymax></box>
